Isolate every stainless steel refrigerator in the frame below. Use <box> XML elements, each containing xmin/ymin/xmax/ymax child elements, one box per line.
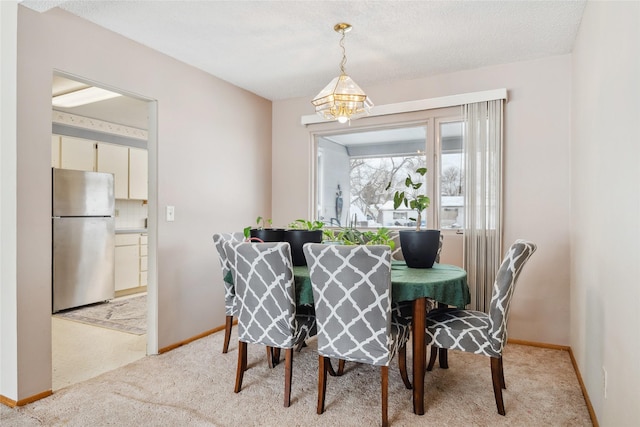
<box><xmin>52</xmin><ymin>168</ymin><xmax>115</xmax><ymax>312</ymax></box>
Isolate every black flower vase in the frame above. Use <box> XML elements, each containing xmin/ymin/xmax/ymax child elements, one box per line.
<box><xmin>399</xmin><ymin>229</ymin><xmax>441</xmax><ymax>268</ymax></box>
<box><xmin>284</xmin><ymin>230</ymin><xmax>323</xmax><ymax>266</ymax></box>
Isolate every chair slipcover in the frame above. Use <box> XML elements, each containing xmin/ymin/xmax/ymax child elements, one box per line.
<box><xmin>425</xmin><ymin>239</ymin><xmax>537</xmax><ymax>414</ymax></box>
<box><xmin>213</xmin><ymin>232</ymin><xmax>245</xmax><ymax>353</ymax></box>
<box><xmin>212</xmin><ymin>232</ymin><xmax>245</xmax><ymax>316</ymax></box>
<box><xmin>224</xmin><ymin>241</ymin><xmax>317</xmax><ymax>407</ymax></box>
<box><xmin>225</xmin><ymin>241</ymin><xmax>316</xmax><ymax>349</ymax></box>
<box><xmin>304</xmin><ymin>243</ymin><xmax>409</xmax><ymax>366</ymax></box>
<box><xmin>304</xmin><ymin>243</ymin><xmax>411</xmax><ymax>426</ymax></box>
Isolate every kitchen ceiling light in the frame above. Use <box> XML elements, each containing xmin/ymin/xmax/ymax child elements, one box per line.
<box><xmin>52</xmin><ymin>86</ymin><xmax>123</xmax><ymax>108</ymax></box>
<box><xmin>312</xmin><ymin>23</ymin><xmax>373</xmax><ymax>124</ymax></box>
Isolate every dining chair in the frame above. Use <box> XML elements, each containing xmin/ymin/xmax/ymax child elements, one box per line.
<box><xmin>303</xmin><ymin>243</ymin><xmax>412</xmax><ymax>427</ymax></box>
<box><xmin>425</xmin><ymin>239</ymin><xmax>537</xmax><ymax>415</ymax></box>
<box><xmin>224</xmin><ymin>241</ymin><xmax>317</xmax><ymax>407</ymax></box>
<box><xmin>212</xmin><ymin>232</ymin><xmax>245</xmax><ymax>354</ymax></box>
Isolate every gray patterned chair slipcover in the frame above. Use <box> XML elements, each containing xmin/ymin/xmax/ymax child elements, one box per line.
<box><xmin>425</xmin><ymin>239</ymin><xmax>537</xmax><ymax>415</ymax></box>
<box><xmin>212</xmin><ymin>232</ymin><xmax>245</xmax><ymax>353</ymax></box>
<box><xmin>224</xmin><ymin>241</ymin><xmax>317</xmax><ymax>407</ymax></box>
<box><xmin>303</xmin><ymin>243</ymin><xmax>412</xmax><ymax>427</ymax></box>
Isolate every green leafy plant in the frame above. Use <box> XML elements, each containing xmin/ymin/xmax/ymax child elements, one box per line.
<box><xmin>287</xmin><ymin>219</ymin><xmax>324</xmax><ymax>231</ymax></box>
<box><xmin>362</xmin><ymin>227</ymin><xmax>395</xmax><ymax>249</ymax></box>
<box><xmin>244</xmin><ymin>216</ymin><xmax>272</xmax><ymax>238</ymax></box>
<box><xmin>322</xmin><ymin>226</ymin><xmax>395</xmax><ymax>250</ymax></box>
<box><xmin>386</xmin><ymin>167</ymin><xmax>430</xmax><ymax>231</ymax></box>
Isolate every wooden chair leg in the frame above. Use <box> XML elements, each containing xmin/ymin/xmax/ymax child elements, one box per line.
<box><xmin>234</xmin><ymin>341</ymin><xmax>247</xmax><ymax>393</ymax></box>
<box><xmin>491</xmin><ymin>357</ymin><xmax>506</xmax><ymax>415</ymax></box>
<box><xmin>222</xmin><ymin>315</ymin><xmax>233</xmax><ymax>353</ymax></box>
<box><xmin>284</xmin><ymin>348</ymin><xmax>293</xmax><ymax>407</ymax></box>
<box><xmin>439</xmin><ymin>348</ymin><xmax>449</xmax><ymax>369</ymax></box>
<box><xmin>326</xmin><ymin>359</ymin><xmax>337</xmax><ymax>377</ymax></box>
<box><xmin>266</xmin><ymin>346</ymin><xmax>274</xmax><ymax>369</ymax></box>
<box><xmin>398</xmin><ymin>344</ymin><xmax>412</xmax><ymax>389</ymax></box>
<box><xmin>273</xmin><ymin>348</ymin><xmax>281</xmax><ymax>365</ymax></box>
<box><xmin>318</xmin><ymin>356</ymin><xmax>328</xmax><ymax>414</ymax></box>
<box><xmin>498</xmin><ymin>356</ymin><xmax>506</xmax><ymax>389</ymax></box>
<box><xmin>427</xmin><ymin>345</ymin><xmax>438</xmax><ymax>371</ymax></box>
<box><xmin>381</xmin><ymin>365</ymin><xmax>389</xmax><ymax>427</ymax></box>
<box><xmin>326</xmin><ymin>359</ymin><xmax>345</xmax><ymax>377</ymax></box>
<box><xmin>295</xmin><ymin>340</ymin><xmax>307</xmax><ymax>352</ymax></box>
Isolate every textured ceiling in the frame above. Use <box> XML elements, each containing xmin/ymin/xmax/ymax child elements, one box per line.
<box><xmin>22</xmin><ymin>0</ymin><xmax>586</xmax><ymax>102</ymax></box>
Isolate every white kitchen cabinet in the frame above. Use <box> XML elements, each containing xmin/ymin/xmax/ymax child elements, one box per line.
<box><xmin>139</xmin><ymin>234</ymin><xmax>148</xmax><ymax>286</ymax></box>
<box><xmin>97</xmin><ymin>143</ymin><xmax>129</xmax><ymax>199</ymax></box>
<box><xmin>128</xmin><ymin>148</ymin><xmax>148</xmax><ymax>200</ymax></box>
<box><xmin>115</xmin><ymin>234</ymin><xmax>139</xmax><ymax>292</ymax></box>
<box><xmin>60</xmin><ymin>136</ymin><xmax>95</xmax><ymax>172</ymax></box>
<box><xmin>52</xmin><ymin>135</ymin><xmax>61</xmax><ymax>168</ymax></box>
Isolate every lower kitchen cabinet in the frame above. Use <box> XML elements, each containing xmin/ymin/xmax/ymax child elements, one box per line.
<box><xmin>115</xmin><ymin>232</ymin><xmax>148</xmax><ymax>295</ymax></box>
<box><xmin>115</xmin><ymin>234</ymin><xmax>139</xmax><ymax>292</ymax></box>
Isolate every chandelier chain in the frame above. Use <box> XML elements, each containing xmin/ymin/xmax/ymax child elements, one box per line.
<box><xmin>339</xmin><ymin>29</ymin><xmax>347</xmax><ymax>74</ymax></box>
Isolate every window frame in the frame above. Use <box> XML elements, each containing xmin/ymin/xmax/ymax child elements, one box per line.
<box><xmin>309</xmin><ymin>106</ymin><xmax>462</xmax><ymax>231</ymax></box>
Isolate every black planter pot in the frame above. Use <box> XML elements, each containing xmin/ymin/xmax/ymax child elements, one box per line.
<box><xmin>250</xmin><ymin>228</ymin><xmax>285</xmax><ymax>242</ymax></box>
<box><xmin>284</xmin><ymin>230</ymin><xmax>323</xmax><ymax>266</ymax></box>
<box><xmin>399</xmin><ymin>229</ymin><xmax>441</xmax><ymax>268</ymax></box>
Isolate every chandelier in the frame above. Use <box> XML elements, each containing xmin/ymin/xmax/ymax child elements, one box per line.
<box><xmin>312</xmin><ymin>23</ymin><xmax>373</xmax><ymax>124</ymax></box>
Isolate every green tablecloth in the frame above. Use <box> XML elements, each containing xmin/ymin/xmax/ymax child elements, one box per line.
<box><xmin>293</xmin><ymin>261</ymin><xmax>470</xmax><ymax>308</ymax></box>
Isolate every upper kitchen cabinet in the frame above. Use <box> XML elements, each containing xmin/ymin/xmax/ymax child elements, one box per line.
<box><xmin>97</xmin><ymin>143</ymin><xmax>129</xmax><ymax>199</ymax></box>
<box><xmin>128</xmin><ymin>148</ymin><xmax>148</xmax><ymax>200</ymax></box>
<box><xmin>60</xmin><ymin>136</ymin><xmax>96</xmax><ymax>172</ymax></box>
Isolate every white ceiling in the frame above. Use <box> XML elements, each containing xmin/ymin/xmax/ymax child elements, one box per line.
<box><xmin>23</xmin><ymin>0</ymin><xmax>586</xmax><ymax>103</ymax></box>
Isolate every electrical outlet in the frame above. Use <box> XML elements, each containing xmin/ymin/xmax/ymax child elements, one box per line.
<box><xmin>115</xmin><ymin>209</ymin><xmax>120</xmax><ymax>217</ymax></box>
<box><xmin>166</xmin><ymin>205</ymin><xmax>175</xmax><ymax>222</ymax></box>
<box><xmin>602</xmin><ymin>366</ymin><xmax>608</xmax><ymax>399</ymax></box>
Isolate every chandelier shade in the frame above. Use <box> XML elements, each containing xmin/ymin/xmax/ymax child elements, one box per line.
<box><xmin>312</xmin><ymin>23</ymin><xmax>373</xmax><ymax>124</ymax></box>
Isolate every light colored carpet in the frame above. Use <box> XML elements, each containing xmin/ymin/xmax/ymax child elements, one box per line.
<box><xmin>53</xmin><ymin>294</ymin><xmax>146</xmax><ymax>335</ymax></box>
<box><xmin>2</xmin><ymin>329</ymin><xmax>591</xmax><ymax>426</ymax></box>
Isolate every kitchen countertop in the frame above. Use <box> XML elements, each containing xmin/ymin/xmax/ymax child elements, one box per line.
<box><xmin>115</xmin><ymin>228</ymin><xmax>148</xmax><ymax>234</ymax></box>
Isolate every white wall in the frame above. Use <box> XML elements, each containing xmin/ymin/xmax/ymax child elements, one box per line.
<box><xmin>571</xmin><ymin>1</ymin><xmax>640</xmax><ymax>423</ymax></box>
<box><xmin>0</xmin><ymin>0</ymin><xmax>19</xmax><ymax>400</ymax></box>
<box><xmin>273</xmin><ymin>55</ymin><xmax>573</xmax><ymax>345</ymax></box>
<box><xmin>3</xmin><ymin>6</ymin><xmax>271</xmax><ymax>401</ymax></box>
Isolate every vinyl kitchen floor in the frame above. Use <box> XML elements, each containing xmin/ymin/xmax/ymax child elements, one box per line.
<box><xmin>52</xmin><ymin>297</ymin><xmax>146</xmax><ymax>391</ymax></box>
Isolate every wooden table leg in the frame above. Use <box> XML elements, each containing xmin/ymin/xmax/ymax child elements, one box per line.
<box><xmin>436</xmin><ymin>302</ymin><xmax>448</xmax><ymax>369</ymax></box>
<box><xmin>412</xmin><ymin>297</ymin><xmax>426</xmax><ymax>415</ymax></box>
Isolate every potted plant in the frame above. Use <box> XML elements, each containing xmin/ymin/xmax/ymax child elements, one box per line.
<box><xmin>322</xmin><ymin>224</ymin><xmax>395</xmax><ymax>250</ymax></box>
<box><xmin>387</xmin><ymin>167</ymin><xmax>440</xmax><ymax>268</ymax></box>
<box><xmin>285</xmin><ymin>219</ymin><xmax>324</xmax><ymax>266</ymax></box>
<box><xmin>244</xmin><ymin>216</ymin><xmax>285</xmax><ymax>242</ymax></box>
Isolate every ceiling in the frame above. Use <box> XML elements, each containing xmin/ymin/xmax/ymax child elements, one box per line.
<box><xmin>24</xmin><ymin>1</ymin><xmax>586</xmax><ymax>130</ymax></box>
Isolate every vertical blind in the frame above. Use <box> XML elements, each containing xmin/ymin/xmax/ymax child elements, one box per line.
<box><xmin>463</xmin><ymin>100</ymin><xmax>504</xmax><ymax>312</ymax></box>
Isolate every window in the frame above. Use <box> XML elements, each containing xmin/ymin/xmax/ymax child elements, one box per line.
<box><xmin>313</xmin><ymin>107</ymin><xmax>461</xmax><ymax>230</ymax></box>
<box><xmin>438</xmin><ymin>121</ymin><xmax>464</xmax><ymax>229</ymax></box>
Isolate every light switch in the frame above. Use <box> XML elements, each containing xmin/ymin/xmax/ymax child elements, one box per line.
<box><xmin>166</xmin><ymin>205</ymin><xmax>175</xmax><ymax>222</ymax></box>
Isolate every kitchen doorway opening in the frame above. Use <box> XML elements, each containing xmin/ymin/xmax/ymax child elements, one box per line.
<box><xmin>50</xmin><ymin>72</ymin><xmax>158</xmax><ymax>390</ymax></box>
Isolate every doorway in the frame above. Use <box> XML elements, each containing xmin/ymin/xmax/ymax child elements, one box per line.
<box><xmin>51</xmin><ymin>73</ymin><xmax>157</xmax><ymax>390</ymax></box>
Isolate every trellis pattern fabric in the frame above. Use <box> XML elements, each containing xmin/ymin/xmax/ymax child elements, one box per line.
<box><xmin>212</xmin><ymin>232</ymin><xmax>245</xmax><ymax>316</ymax></box>
<box><xmin>303</xmin><ymin>244</ymin><xmax>410</xmax><ymax>366</ymax></box>
<box><xmin>224</xmin><ymin>241</ymin><xmax>316</xmax><ymax>349</ymax></box>
<box><xmin>425</xmin><ymin>240</ymin><xmax>537</xmax><ymax>357</ymax></box>
<box><xmin>389</xmin><ymin>230</ymin><xmax>404</xmax><ymax>261</ymax></box>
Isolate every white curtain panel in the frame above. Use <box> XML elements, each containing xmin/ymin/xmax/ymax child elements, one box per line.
<box><xmin>463</xmin><ymin>100</ymin><xmax>504</xmax><ymax>312</ymax></box>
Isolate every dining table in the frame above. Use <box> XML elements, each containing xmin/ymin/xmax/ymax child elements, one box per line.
<box><xmin>292</xmin><ymin>261</ymin><xmax>470</xmax><ymax>415</ymax></box>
